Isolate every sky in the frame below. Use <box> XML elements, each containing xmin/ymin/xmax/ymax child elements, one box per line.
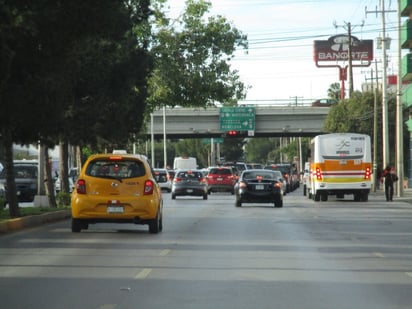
<box><xmin>165</xmin><ymin>0</ymin><xmax>401</xmax><ymax>105</ymax></box>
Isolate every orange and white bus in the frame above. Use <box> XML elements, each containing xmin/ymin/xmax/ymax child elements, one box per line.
<box><xmin>309</xmin><ymin>133</ymin><xmax>372</xmax><ymax>202</ymax></box>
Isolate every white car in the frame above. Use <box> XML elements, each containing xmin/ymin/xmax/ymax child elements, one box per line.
<box><xmin>55</xmin><ymin>176</ymin><xmax>74</xmax><ymax>193</ymax></box>
<box><xmin>302</xmin><ymin>162</ymin><xmax>311</xmax><ymax>197</ymax></box>
<box><xmin>55</xmin><ymin>167</ymin><xmax>78</xmax><ymax>193</ymax></box>
<box><xmin>153</xmin><ymin>168</ymin><xmax>172</xmax><ymax>192</ymax></box>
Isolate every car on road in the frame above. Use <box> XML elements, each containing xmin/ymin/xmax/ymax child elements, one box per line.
<box><xmin>206</xmin><ymin>166</ymin><xmax>236</xmax><ymax>194</ymax></box>
<box><xmin>235</xmin><ymin>169</ymin><xmax>283</xmax><ymax>208</ymax></box>
<box><xmin>264</xmin><ymin>163</ymin><xmax>299</xmax><ymax>193</ymax></box>
<box><xmin>71</xmin><ymin>153</ymin><xmax>163</xmax><ymax>233</ymax></box>
<box><xmin>154</xmin><ymin>168</ymin><xmax>172</xmax><ymax>192</ymax></box>
<box><xmin>0</xmin><ymin>160</ymin><xmax>38</xmax><ymax>204</ymax></box>
<box><xmin>311</xmin><ymin>98</ymin><xmax>338</xmax><ymax>107</ymax></box>
<box><xmin>271</xmin><ymin>170</ymin><xmax>288</xmax><ymax>195</ymax></box>
<box><xmin>171</xmin><ymin>169</ymin><xmax>208</xmax><ymax>200</ymax></box>
<box><xmin>167</xmin><ymin>169</ymin><xmax>176</xmax><ymax>181</ymax></box>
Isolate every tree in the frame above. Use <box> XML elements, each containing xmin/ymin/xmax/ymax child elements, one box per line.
<box><xmin>323</xmin><ymin>90</ymin><xmax>402</xmax><ymax>168</ymax></box>
<box><xmin>327</xmin><ymin>82</ymin><xmax>341</xmax><ymax>100</ymax></box>
<box><xmin>148</xmin><ymin>0</ymin><xmax>248</xmax><ymax>111</ymax></box>
<box><xmin>0</xmin><ymin>0</ymin><xmax>153</xmax><ymax>216</ymax></box>
<box><xmin>244</xmin><ymin>138</ymin><xmax>277</xmax><ymax>164</ymax></box>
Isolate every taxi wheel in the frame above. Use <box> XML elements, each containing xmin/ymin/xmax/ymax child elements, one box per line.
<box><xmin>149</xmin><ymin>210</ymin><xmax>161</xmax><ymax>234</ymax></box>
<box><xmin>71</xmin><ymin>219</ymin><xmax>82</xmax><ymax>233</ymax></box>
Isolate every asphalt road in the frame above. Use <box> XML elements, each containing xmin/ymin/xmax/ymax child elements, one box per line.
<box><xmin>1</xmin><ymin>187</ymin><xmax>412</xmax><ymax>309</ymax></box>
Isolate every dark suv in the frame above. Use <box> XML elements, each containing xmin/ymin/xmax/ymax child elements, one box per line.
<box><xmin>0</xmin><ymin>160</ymin><xmax>38</xmax><ymax>203</ymax></box>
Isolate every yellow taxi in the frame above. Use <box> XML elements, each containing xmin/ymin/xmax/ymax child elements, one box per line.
<box><xmin>71</xmin><ymin>153</ymin><xmax>163</xmax><ymax>233</ymax></box>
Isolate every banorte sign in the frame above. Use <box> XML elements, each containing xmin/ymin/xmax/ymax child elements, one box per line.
<box><xmin>313</xmin><ymin>34</ymin><xmax>373</xmax><ymax>67</ymax></box>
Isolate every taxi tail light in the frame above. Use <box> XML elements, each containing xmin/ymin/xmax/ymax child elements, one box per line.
<box><xmin>200</xmin><ymin>177</ymin><xmax>207</xmax><ymax>184</ymax></box>
<box><xmin>239</xmin><ymin>181</ymin><xmax>247</xmax><ymax>189</ymax></box>
<box><xmin>76</xmin><ymin>179</ymin><xmax>86</xmax><ymax>194</ymax></box>
<box><xmin>316</xmin><ymin>167</ymin><xmax>322</xmax><ymax>180</ymax></box>
<box><xmin>274</xmin><ymin>182</ymin><xmax>282</xmax><ymax>188</ymax></box>
<box><xmin>364</xmin><ymin>167</ymin><xmax>371</xmax><ymax>180</ymax></box>
<box><xmin>144</xmin><ymin>179</ymin><xmax>154</xmax><ymax>195</ymax></box>
<box><xmin>173</xmin><ymin>177</ymin><xmax>182</xmax><ymax>183</ymax></box>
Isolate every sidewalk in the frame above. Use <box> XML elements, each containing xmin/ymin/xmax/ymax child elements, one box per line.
<box><xmin>370</xmin><ymin>186</ymin><xmax>412</xmax><ymax>204</ymax></box>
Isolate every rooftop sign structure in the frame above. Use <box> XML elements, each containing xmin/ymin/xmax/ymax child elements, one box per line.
<box><xmin>314</xmin><ymin>35</ymin><xmax>373</xmax><ymax>66</ymax></box>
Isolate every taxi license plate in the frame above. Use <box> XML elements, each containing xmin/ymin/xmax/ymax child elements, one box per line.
<box><xmin>107</xmin><ymin>206</ymin><xmax>124</xmax><ymax>214</ymax></box>
<box><xmin>186</xmin><ymin>189</ymin><xmax>193</xmax><ymax>193</ymax></box>
<box><xmin>255</xmin><ymin>184</ymin><xmax>264</xmax><ymax>190</ymax></box>
<box><xmin>217</xmin><ymin>177</ymin><xmax>223</xmax><ymax>181</ymax></box>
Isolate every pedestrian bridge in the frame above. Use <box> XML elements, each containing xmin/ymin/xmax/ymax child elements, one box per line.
<box><xmin>147</xmin><ymin>106</ymin><xmax>330</xmax><ymax>139</ymax></box>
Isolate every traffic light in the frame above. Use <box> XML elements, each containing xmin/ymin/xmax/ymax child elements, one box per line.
<box><xmin>227</xmin><ymin>130</ymin><xmax>239</xmax><ymax>137</ymax></box>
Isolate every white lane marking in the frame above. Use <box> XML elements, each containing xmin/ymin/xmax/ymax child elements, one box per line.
<box><xmin>135</xmin><ymin>268</ymin><xmax>152</xmax><ymax>279</ymax></box>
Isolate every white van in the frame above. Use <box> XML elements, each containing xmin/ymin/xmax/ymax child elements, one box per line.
<box><xmin>173</xmin><ymin>157</ymin><xmax>197</xmax><ymax>170</ymax></box>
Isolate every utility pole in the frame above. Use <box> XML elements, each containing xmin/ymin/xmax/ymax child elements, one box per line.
<box><xmin>363</xmin><ymin>61</ymin><xmax>382</xmax><ymax>192</ymax></box>
<box><xmin>334</xmin><ymin>21</ymin><xmax>364</xmax><ymax>98</ymax></box>
<box><xmin>396</xmin><ymin>0</ymin><xmax>403</xmax><ymax>197</ymax></box>
<box><xmin>366</xmin><ymin>2</ymin><xmax>396</xmax><ymax>170</ymax></box>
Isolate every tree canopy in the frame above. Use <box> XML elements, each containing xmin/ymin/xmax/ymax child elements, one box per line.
<box><xmin>147</xmin><ymin>0</ymin><xmax>248</xmax><ymax>111</ymax></box>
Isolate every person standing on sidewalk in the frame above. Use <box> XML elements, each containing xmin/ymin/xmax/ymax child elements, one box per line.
<box><xmin>383</xmin><ymin>165</ymin><xmax>399</xmax><ymax>201</ymax></box>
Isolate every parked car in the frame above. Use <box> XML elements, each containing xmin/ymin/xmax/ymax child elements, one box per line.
<box><xmin>0</xmin><ymin>160</ymin><xmax>38</xmax><ymax>203</ymax></box>
<box><xmin>154</xmin><ymin>168</ymin><xmax>172</xmax><ymax>192</ymax></box>
<box><xmin>171</xmin><ymin>169</ymin><xmax>208</xmax><ymax>200</ymax></box>
<box><xmin>206</xmin><ymin>167</ymin><xmax>236</xmax><ymax>194</ymax></box>
<box><xmin>235</xmin><ymin>169</ymin><xmax>283</xmax><ymax>208</ymax></box>
<box><xmin>71</xmin><ymin>153</ymin><xmax>163</xmax><ymax>233</ymax></box>
<box><xmin>55</xmin><ymin>167</ymin><xmax>78</xmax><ymax>194</ymax></box>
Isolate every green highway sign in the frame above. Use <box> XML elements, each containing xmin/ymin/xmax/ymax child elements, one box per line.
<box><xmin>219</xmin><ymin>106</ymin><xmax>255</xmax><ymax>131</ymax></box>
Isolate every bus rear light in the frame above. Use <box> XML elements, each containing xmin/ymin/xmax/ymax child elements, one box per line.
<box><xmin>364</xmin><ymin>167</ymin><xmax>371</xmax><ymax>179</ymax></box>
<box><xmin>316</xmin><ymin>167</ymin><xmax>322</xmax><ymax>180</ymax></box>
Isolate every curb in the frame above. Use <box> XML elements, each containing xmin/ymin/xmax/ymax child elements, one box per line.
<box><xmin>0</xmin><ymin>210</ymin><xmax>71</xmax><ymax>234</ymax></box>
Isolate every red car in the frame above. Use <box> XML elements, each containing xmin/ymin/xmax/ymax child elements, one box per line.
<box><xmin>206</xmin><ymin>167</ymin><xmax>236</xmax><ymax>194</ymax></box>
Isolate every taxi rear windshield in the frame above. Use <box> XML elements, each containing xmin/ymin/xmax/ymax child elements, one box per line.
<box><xmin>86</xmin><ymin>160</ymin><xmax>146</xmax><ymax>179</ymax></box>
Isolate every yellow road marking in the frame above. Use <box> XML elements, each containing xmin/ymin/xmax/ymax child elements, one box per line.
<box><xmin>135</xmin><ymin>268</ymin><xmax>152</xmax><ymax>279</ymax></box>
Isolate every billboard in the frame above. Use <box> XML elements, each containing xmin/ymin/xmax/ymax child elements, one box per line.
<box><xmin>314</xmin><ymin>35</ymin><xmax>373</xmax><ymax>65</ymax></box>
